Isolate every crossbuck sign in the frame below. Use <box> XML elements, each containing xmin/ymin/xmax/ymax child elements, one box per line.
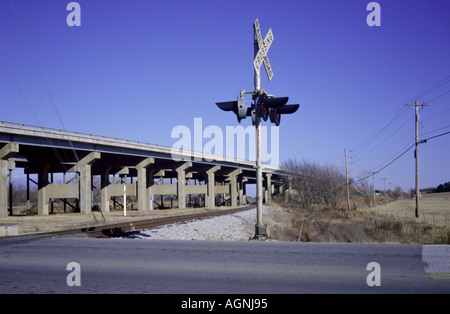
<box><xmin>253</xmin><ymin>18</ymin><xmax>274</xmax><ymax>81</ymax></box>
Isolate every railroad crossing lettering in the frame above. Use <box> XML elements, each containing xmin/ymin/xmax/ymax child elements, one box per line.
<box><xmin>253</xmin><ymin>18</ymin><xmax>274</xmax><ymax>81</ymax></box>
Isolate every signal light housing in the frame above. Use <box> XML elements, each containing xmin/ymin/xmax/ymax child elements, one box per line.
<box><xmin>216</xmin><ymin>92</ymin><xmax>299</xmax><ymax>126</ymax></box>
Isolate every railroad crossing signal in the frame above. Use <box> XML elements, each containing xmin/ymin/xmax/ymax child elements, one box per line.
<box><xmin>215</xmin><ymin>92</ymin><xmax>298</xmax><ymax>126</ymax></box>
<box><xmin>215</xmin><ymin>18</ymin><xmax>300</xmax><ymax>239</ymax></box>
<box><xmin>216</xmin><ymin>18</ymin><xmax>298</xmax><ymax>126</ymax></box>
<box><xmin>253</xmin><ymin>18</ymin><xmax>274</xmax><ymax>81</ymax></box>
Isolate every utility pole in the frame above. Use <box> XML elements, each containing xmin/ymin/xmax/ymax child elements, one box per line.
<box><xmin>372</xmin><ymin>172</ymin><xmax>376</xmax><ymax>207</ymax></box>
<box><xmin>406</xmin><ymin>100</ymin><xmax>428</xmax><ymax>218</ymax></box>
<box><xmin>382</xmin><ymin>177</ymin><xmax>387</xmax><ymax>198</ymax></box>
<box><xmin>345</xmin><ymin>148</ymin><xmax>350</xmax><ymax>211</ymax></box>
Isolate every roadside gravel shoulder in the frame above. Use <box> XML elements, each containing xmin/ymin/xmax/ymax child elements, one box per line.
<box><xmin>132</xmin><ymin>207</ymin><xmax>260</xmax><ymax>241</ymax></box>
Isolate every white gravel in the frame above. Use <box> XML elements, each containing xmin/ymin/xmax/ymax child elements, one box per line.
<box><xmin>128</xmin><ymin>208</ymin><xmax>261</xmax><ymax>241</ymax></box>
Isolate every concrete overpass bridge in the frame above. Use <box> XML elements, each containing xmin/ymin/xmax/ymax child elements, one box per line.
<box><xmin>0</xmin><ymin>121</ymin><xmax>290</xmax><ymax>217</ymax></box>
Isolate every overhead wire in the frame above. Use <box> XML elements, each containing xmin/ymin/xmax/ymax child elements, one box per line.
<box><xmin>352</xmin><ymin>131</ymin><xmax>450</xmax><ymax>185</ymax></box>
<box><xmin>425</xmin><ymin>90</ymin><xmax>450</xmax><ymax>104</ymax></box>
<box><xmin>3</xmin><ymin>0</ymin><xmax>80</xmax><ymax>169</ymax></box>
<box><xmin>405</xmin><ymin>75</ymin><xmax>450</xmax><ymax>104</ymax></box>
<box><xmin>353</xmin><ymin>75</ymin><xmax>450</xmax><ymax>161</ymax></box>
<box><xmin>350</xmin><ymin>75</ymin><xmax>450</xmax><ymax>185</ymax></box>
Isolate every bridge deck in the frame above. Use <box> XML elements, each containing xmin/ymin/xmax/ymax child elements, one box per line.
<box><xmin>0</xmin><ymin>121</ymin><xmax>290</xmax><ymax>217</ymax></box>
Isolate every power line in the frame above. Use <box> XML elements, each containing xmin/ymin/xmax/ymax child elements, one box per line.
<box><xmin>352</xmin><ymin>75</ymin><xmax>450</xmax><ymax>161</ymax></box>
<box><xmin>6</xmin><ymin>0</ymin><xmax>80</xmax><ymax>164</ymax></box>
<box><xmin>405</xmin><ymin>75</ymin><xmax>450</xmax><ymax>104</ymax></box>
<box><xmin>7</xmin><ymin>0</ymin><xmax>66</xmax><ymax>129</ymax></box>
<box><xmin>351</xmin><ymin>105</ymin><xmax>409</xmax><ymax>158</ymax></box>
<box><xmin>425</xmin><ymin>90</ymin><xmax>450</xmax><ymax>103</ymax></box>
<box><xmin>351</xmin><ymin>114</ymin><xmax>413</xmax><ymax>165</ymax></box>
<box><xmin>425</xmin><ymin>130</ymin><xmax>450</xmax><ymax>142</ymax></box>
<box><xmin>352</xmin><ymin>130</ymin><xmax>450</xmax><ymax>185</ymax></box>
<box><xmin>351</xmin><ymin>76</ymin><xmax>450</xmax><ymax>187</ymax></box>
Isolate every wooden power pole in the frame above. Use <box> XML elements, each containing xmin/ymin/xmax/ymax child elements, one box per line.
<box><xmin>345</xmin><ymin>148</ymin><xmax>350</xmax><ymax>211</ymax></box>
<box><xmin>406</xmin><ymin>100</ymin><xmax>428</xmax><ymax>218</ymax></box>
<box><xmin>372</xmin><ymin>172</ymin><xmax>376</xmax><ymax>207</ymax></box>
<box><xmin>382</xmin><ymin>177</ymin><xmax>387</xmax><ymax>197</ymax></box>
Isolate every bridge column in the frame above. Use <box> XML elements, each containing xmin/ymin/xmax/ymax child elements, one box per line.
<box><xmin>135</xmin><ymin>158</ymin><xmax>154</xmax><ymax>211</ymax></box>
<box><xmin>266</xmin><ymin>172</ymin><xmax>272</xmax><ymax>205</ymax></box>
<box><xmin>239</xmin><ymin>177</ymin><xmax>248</xmax><ymax>206</ymax></box>
<box><xmin>285</xmin><ymin>175</ymin><xmax>292</xmax><ymax>204</ymax></box>
<box><xmin>37</xmin><ymin>164</ymin><xmax>51</xmax><ymax>216</ymax></box>
<box><xmin>0</xmin><ymin>143</ymin><xmax>19</xmax><ymax>217</ymax></box>
<box><xmin>205</xmin><ymin>165</ymin><xmax>220</xmax><ymax>208</ymax></box>
<box><xmin>70</xmin><ymin>152</ymin><xmax>100</xmax><ymax>214</ymax></box>
<box><xmin>100</xmin><ymin>167</ymin><xmax>112</xmax><ymax>212</ymax></box>
<box><xmin>228</xmin><ymin>168</ymin><xmax>242</xmax><ymax>208</ymax></box>
<box><xmin>176</xmin><ymin>162</ymin><xmax>192</xmax><ymax>209</ymax></box>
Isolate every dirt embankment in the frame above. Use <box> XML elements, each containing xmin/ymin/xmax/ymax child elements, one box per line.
<box><xmin>265</xmin><ymin>193</ymin><xmax>450</xmax><ymax>244</ymax></box>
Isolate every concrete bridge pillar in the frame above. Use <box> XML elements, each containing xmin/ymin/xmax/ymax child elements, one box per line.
<box><xmin>266</xmin><ymin>172</ymin><xmax>272</xmax><ymax>205</ymax></box>
<box><xmin>100</xmin><ymin>167</ymin><xmax>112</xmax><ymax>212</ymax></box>
<box><xmin>205</xmin><ymin>165</ymin><xmax>220</xmax><ymax>208</ymax></box>
<box><xmin>37</xmin><ymin>164</ymin><xmax>51</xmax><ymax>216</ymax></box>
<box><xmin>228</xmin><ymin>168</ymin><xmax>242</xmax><ymax>208</ymax></box>
<box><xmin>69</xmin><ymin>152</ymin><xmax>100</xmax><ymax>214</ymax></box>
<box><xmin>239</xmin><ymin>177</ymin><xmax>248</xmax><ymax>206</ymax></box>
<box><xmin>135</xmin><ymin>158</ymin><xmax>154</xmax><ymax>211</ymax></box>
<box><xmin>285</xmin><ymin>175</ymin><xmax>292</xmax><ymax>204</ymax></box>
<box><xmin>176</xmin><ymin>162</ymin><xmax>192</xmax><ymax>209</ymax></box>
<box><xmin>0</xmin><ymin>143</ymin><xmax>19</xmax><ymax>217</ymax></box>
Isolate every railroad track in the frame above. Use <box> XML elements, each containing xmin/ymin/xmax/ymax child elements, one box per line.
<box><xmin>2</xmin><ymin>205</ymin><xmax>256</xmax><ymax>242</ymax></box>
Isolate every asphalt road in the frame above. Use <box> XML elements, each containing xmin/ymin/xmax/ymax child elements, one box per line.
<box><xmin>0</xmin><ymin>236</ymin><xmax>449</xmax><ymax>294</ymax></box>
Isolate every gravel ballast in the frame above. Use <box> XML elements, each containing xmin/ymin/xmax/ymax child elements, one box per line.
<box><xmin>128</xmin><ymin>208</ymin><xmax>260</xmax><ymax>241</ymax></box>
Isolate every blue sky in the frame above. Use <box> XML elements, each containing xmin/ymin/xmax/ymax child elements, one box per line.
<box><xmin>0</xmin><ymin>0</ymin><xmax>449</xmax><ymax>192</ymax></box>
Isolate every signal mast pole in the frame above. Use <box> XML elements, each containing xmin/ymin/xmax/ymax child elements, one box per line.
<box><xmin>216</xmin><ymin>18</ymin><xmax>299</xmax><ymax>239</ymax></box>
<box><xmin>254</xmin><ymin>22</ymin><xmax>265</xmax><ymax>239</ymax></box>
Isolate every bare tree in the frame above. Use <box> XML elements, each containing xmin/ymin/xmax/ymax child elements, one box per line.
<box><xmin>317</xmin><ymin>164</ymin><xmax>346</xmax><ymax>210</ymax></box>
<box><xmin>392</xmin><ymin>186</ymin><xmax>403</xmax><ymax>200</ymax></box>
<box><xmin>282</xmin><ymin>159</ymin><xmax>346</xmax><ymax>210</ymax></box>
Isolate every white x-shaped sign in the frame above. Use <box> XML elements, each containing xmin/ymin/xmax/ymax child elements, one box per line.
<box><xmin>253</xmin><ymin>18</ymin><xmax>274</xmax><ymax>81</ymax></box>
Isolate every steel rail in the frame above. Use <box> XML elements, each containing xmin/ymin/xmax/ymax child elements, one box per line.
<box><xmin>1</xmin><ymin>205</ymin><xmax>256</xmax><ymax>241</ymax></box>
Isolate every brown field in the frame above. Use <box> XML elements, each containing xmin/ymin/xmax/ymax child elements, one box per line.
<box><xmin>268</xmin><ymin>192</ymin><xmax>450</xmax><ymax>244</ymax></box>
<box><xmin>371</xmin><ymin>192</ymin><xmax>450</xmax><ymax>227</ymax></box>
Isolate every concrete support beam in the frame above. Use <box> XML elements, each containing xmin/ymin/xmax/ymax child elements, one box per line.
<box><xmin>285</xmin><ymin>175</ymin><xmax>292</xmax><ymax>204</ymax></box>
<box><xmin>266</xmin><ymin>172</ymin><xmax>272</xmax><ymax>205</ymax></box>
<box><xmin>79</xmin><ymin>163</ymin><xmax>93</xmax><ymax>214</ymax></box>
<box><xmin>0</xmin><ymin>143</ymin><xmax>19</xmax><ymax>160</ymax></box>
<box><xmin>206</xmin><ymin>165</ymin><xmax>220</xmax><ymax>208</ymax></box>
<box><xmin>228</xmin><ymin>168</ymin><xmax>242</xmax><ymax>207</ymax></box>
<box><xmin>0</xmin><ymin>143</ymin><xmax>19</xmax><ymax>217</ymax></box>
<box><xmin>115</xmin><ymin>167</ymin><xmax>129</xmax><ymax>176</ymax></box>
<box><xmin>69</xmin><ymin>152</ymin><xmax>100</xmax><ymax>214</ymax></box>
<box><xmin>176</xmin><ymin>162</ymin><xmax>192</xmax><ymax>209</ymax></box>
<box><xmin>101</xmin><ymin>167</ymin><xmax>112</xmax><ymax>212</ymax></box>
<box><xmin>151</xmin><ymin>184</ymin><xmax>177</xmax><ymax>195</ymax></box>
<box><xmin>37</xmin><ymin>164</ymin><xmax>51</xmax><ymax>215</ymax></box>
<box><xmin>135</xmin><ymin>158</ymin><xmax>154</xmax><ymax>211</ymax></box>
<box><xmin>239</xmin><ymin>177</ymin><xmax>248</xmax><ymax>206</ymax></box>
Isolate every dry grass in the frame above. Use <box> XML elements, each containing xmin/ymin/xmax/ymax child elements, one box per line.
<box><xmin>371</xmin><ymin>192</ymin><xmax>450</xmax><ymax>226</ymax></box>
<box><xmin>267</xmin><ymin>193</ymin><xmax>450</xmax><ymax>244</ymax></box>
